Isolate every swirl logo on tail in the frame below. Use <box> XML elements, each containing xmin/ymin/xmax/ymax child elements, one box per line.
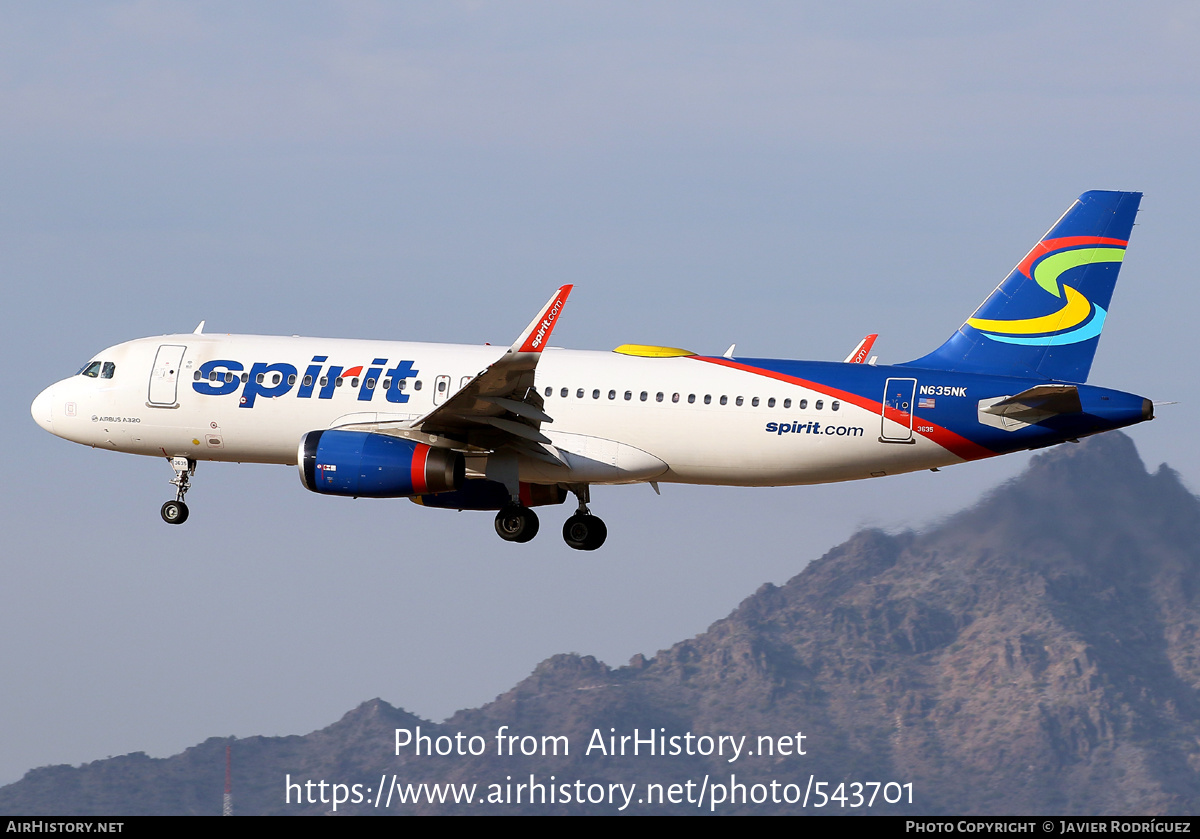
<box><xmin>966</xmin><ymin>236</ymin><xmax>1127</xmax><ymax>346</ymax></box>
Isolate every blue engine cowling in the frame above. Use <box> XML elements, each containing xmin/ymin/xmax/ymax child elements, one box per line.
<box><xmin>298</xmin><ymin>430</ymin><xmax>464</xmax><ymax>498</ymax></box>
<box><xmin>413</xmin><ymin>479</ymin><xmax>567</xmax><ymax>510</ymax></box>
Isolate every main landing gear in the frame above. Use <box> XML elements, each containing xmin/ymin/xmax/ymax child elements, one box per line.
<box><xmin>495</xmin><ymin>503</ymin><xmax>540</xmax><ymax>543</ymax></box>
<box><xmin>563</xmin><ymin>484</ymin><xmax>606</xmax><ymax>551</ymax></box>
<box><xmin>563</xmin><ymin>513</ymin><xmax>607</xmax><ymax>552</ymax></box>
<box><xmin>161</xmin><ymin>456</ymin><xmax>195</xmax><ymax>525</ymax></box>
<box><xmin>492</xmin><ymin>484</ymin><xmax>607</xmax><ymax>550</ymax></box>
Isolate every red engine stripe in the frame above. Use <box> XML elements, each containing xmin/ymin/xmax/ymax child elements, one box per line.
<box><xmin>411</xmin><ymin>444</ymin><xmax>430</xmax><ymax>495</ymax></box>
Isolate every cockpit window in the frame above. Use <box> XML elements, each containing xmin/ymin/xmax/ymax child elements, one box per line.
<box><xmin>80</xmin><ymin>361</ymin><xmax>102</xmax><ymax>378</ymax></box>
<box><xmin>101</xmin><ymin>362</ymin><xmax>116</xmax><ymax>379</ymax></box>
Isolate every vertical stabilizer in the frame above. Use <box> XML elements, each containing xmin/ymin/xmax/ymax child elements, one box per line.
<box><xmin>905</xmin><ymin>190</ymin><xmax>1141</xmax><ymax>382</ymax></box>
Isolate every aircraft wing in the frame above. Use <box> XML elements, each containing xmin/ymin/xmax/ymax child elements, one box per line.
<box><xmin>408</xmin><ymin>285</ymin><xmax>573</xmax><ymax>458</ymax></box>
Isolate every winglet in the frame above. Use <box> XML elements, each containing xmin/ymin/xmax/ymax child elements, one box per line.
<box><xmin>512</xmin><ymin>285</ymin><xmax>573</xmax><ymax>354</ymax></box>
<box><xmin>843</xmin><ymin>333</ymin><xmax>878</xmax><ymax>364</ymax></box>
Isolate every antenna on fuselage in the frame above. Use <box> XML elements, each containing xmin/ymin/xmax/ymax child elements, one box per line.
<box><xmin>193</xmin><ymin>321</ymin><xmax>206</xmax><ymax>335</ymax></box>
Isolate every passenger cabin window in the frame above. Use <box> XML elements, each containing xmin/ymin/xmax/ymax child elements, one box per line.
<box><xmin>545</xmin><ymin>387</ymin><xmax>552</xmax><ymax>397</ymax></box>
<box><xmin>752</xmin><ymin>397</ymin><xmax>759</xmax><ymax>407</ymax></box>
<box><xmin>783</xmin><ymin>398</ymin><xmax>792</xmax><ymax>408</ymax></box>
<box><xmin>768</xmin><ymin>397</ymin><xmax>776</xmax><ymax>408</ymax></box>
<box><xmin>815</xmin><ymin>400</ymin><xmax>824</xmax><ymax>410</ymax></box>
<box><xmin>704</xmin><ymin>395</ymin><xmax>712</xmax><ymax>405</ymax></box>
<box><xmin>832</xmin><ymin>401</ymin><xmax>840</xmax><ymax>411</ymax></box>
<box><xmin>799</xmin><ymin>399</ymin><xmax>807</xmax><ymax>409</ymax></box>
<box><xmin>81</xmin><ymin>362</ymin><xmax>102</xmax><ymax>378</ymax></box>
<box><xmin>561</xmin><ymin>388</ymin><xmax>569</xmax><ymax>398</ymax></box>
<box><xmin>719</xmin><ymin>395</ymin><xmax>727</xmax><ymax>405</ymax></box>
<box><xmin>414</xmin><ymin>380</ymin><xmax>423</xmax><ymax>390</ymax></box>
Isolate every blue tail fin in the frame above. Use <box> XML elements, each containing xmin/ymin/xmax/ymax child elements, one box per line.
<box><xmin>905</xmin><ymin>190</ymin><xmax>1142</xmax><ymax>382</ymax></box>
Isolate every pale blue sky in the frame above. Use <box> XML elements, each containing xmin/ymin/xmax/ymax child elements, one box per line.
<box><xmin>3</xmin><ymin>2</ymin><xmax>1198</xmax><ymax>785</ymax></box>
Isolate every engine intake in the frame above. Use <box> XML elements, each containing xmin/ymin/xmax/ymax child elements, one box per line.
<box><xmin>298</xmin><ymin>430</ymin><xmax>464</xmax><ymax>498</ymax></box>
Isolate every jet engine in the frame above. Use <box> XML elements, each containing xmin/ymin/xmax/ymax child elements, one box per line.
<box><xmin>298</xmin><ymin>430</ymin><xmax>464</xmax><ymax>498</ymax></box>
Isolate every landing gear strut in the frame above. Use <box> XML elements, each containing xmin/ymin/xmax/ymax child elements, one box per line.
<box><xmin>563</xmin><ymin>485</ymin><xmax>607</xmax><ymax>551</ymax></box>
<box><xmin>161</xmin><ymin>456</ymin><xmax>195</xmax><ymax>525</ymax></box>
<box><xmin>495</xmin><ymin>503</ymin><xmax>539</xmax><ymax>543</ymax></box>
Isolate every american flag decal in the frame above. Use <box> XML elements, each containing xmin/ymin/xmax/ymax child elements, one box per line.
<box><xmin>918</xmin><ymin>397</ymin><xmax>935</xmax><ymax>409</ymax></box>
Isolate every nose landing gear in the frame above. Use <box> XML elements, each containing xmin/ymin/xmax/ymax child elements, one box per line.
<box><xmin>161</xmin><ymin>456</ymin><xmax>195</xmax><ymax>525</ymax></box>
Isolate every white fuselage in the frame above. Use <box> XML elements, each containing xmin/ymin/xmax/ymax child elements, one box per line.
<box><xmin>31</xmin><ymin>333</ymin><xmax>967</xmax><ymax>489</ymax></box>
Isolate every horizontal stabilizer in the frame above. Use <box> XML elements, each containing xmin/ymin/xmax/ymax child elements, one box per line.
<box><xmin>979</xmin><ymin>384</ymin><xmax>1081</xmax><ymax>430</ymax></box>
<box><xmin>983</xmin><ymin>384</ymin><xmax>1082</xmax><ymax>416</ymax></box>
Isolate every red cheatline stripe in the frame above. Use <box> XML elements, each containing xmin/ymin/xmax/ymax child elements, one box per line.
<box><xmin>690</xmin><ymin>356</ymin><xmax>996</xmax><ymax>462</ymax></box>
<box><xmin>411</xmin><ymin>444</ymin><xmax>430</xmax><ymax>494</ymax></box>
<box><xmin>1016</xmin><ymin>236</ymin><xmax>1127</xmax><ymax>279</ymax></box>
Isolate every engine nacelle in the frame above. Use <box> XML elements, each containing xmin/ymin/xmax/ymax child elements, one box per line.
<box><xmin>413</xmin><ymin>479</ymin><xmax>567</xmax><ymax>511</ymax></box>
<box><xmin>298</xmin><ymin>430</ymin><xmax>464</xmax><ymax>498</ymax></box>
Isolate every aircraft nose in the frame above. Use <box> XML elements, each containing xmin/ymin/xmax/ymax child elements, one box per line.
<box><xmin>31</xmin><ymin>385</ymin><xmax>55</xmax><ymax>433</ymax></box>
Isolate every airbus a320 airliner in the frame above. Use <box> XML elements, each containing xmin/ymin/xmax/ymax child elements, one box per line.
<box><xmin>31</xmin><ymin>191</ymin><xmax>1152</xmax><ymax>550</ymax></box>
